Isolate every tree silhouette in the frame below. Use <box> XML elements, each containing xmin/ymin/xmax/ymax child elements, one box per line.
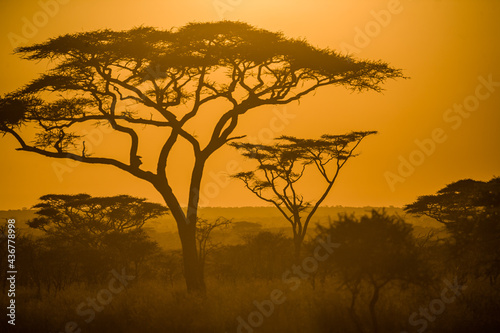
<box><xmin>196</xmin><ymin>216</ymin><xmax>231</xmax><ymax>279</ymax></box>
<box><xmin>0</xmin><ymin>21</ymin><xmax>403</xmax><ymax>292</ymax></box>
<box><xmin>404</xmin><ymin>177</ymin><xmax>499</xmax><ymax>224</ymax></box>
<box><xmin>405</xmin><ymin>177</ymin><xmax>500</xmax><ymax>283</ymax></box>
<box><xmin>316</xmin><ymin>210</ymin><xmax>431</xmax><ymax>333</ymax></box>
<box><xmin>25</xmin><ymin>194</ymin><xmax>165</xmax><ymax>286</ymax></box>
<box><xmin>231</xmin><ymin>132</ymin><xmax>376</xmax><ymax>260</ymax></box>
<box><xmin>27</xmin><ymin>194</ymin><xmax>168</xmax><ymax>248</ymax></box>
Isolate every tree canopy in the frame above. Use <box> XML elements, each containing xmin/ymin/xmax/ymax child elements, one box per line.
<box><xmin>28</xmin><ymin>194</ymin><xmax>168</xmax><ymax>247</ymax></box>
<box><xmin>404</xmin><ymin>177</ymin><xmax>500</xmax><ymax>224</ymax></box>
<box><xmin>0</xmin><ymin>21</ymin><xmax>401</xmax><ymax>179</ymax></box>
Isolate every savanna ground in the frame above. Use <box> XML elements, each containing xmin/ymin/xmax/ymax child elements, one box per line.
<box><xmin>2</xmin><ymin>207</ymin><xmax>499</xmax><ymax>333</ymax></box>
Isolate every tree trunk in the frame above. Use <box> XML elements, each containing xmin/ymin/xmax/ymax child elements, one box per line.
<box><xmin>369</xmin><ymin>284</ymin><xmax>380</xmax><ymax>333</ymax></box>
<box><xmin>293</xmin><ymin>237</ymin><xmax>302</xmax><ymax>263</ymax></box>
<box><xmin>349</xmin><ymin>287</ymin><xmax>364</xmax><ymax>333</ymax></box>
<box><xmin>158</xmin><ymin>155</ymin><xmax>209</xmax><ymax>294</ymax></box>
<box><xmin>177</xmin><ymin>219</ymin><xmax>206</xmax><ymax>293</ymax></box>
<box><xmin>293</xmin><ymin>214</ymin><xmax>303</xmax><ymax>262</ymax></box>
<box><xmin>155</xmin><ymin>179</ymin><xmax>206</xmax><ymax>294</ymax></box>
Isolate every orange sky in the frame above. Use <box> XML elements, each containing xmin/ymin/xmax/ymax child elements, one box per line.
<box><xmin>1</xmin><ymin>0</ymin><xmax>499</xmax><ymax>210</ymax></box>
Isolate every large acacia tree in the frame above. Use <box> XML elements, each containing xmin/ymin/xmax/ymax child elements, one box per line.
<box><xmin>0</xmin><ymin>21</ymin><xmax>403</xmax><ymax>292</ymax></box>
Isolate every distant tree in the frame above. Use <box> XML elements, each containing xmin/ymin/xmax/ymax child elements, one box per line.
<box><xmin>231</xmin><ymin>132</ymin><xmax>376</xmax><ymax>261</ymax></box>
<box><xmin>405</xmin><ymin>177</ymin><xmax>500</xmax><ymax>283</ymax></box>
<box><xmin>158</xmin><ymin>250</ymin><xmax>184</xmax><ymax>288</ymax></box>
<box><xmin>102</xmin><ymin>229</ymin><xmax>160</xmax><ymax>278</ymax></box>
<box><xmin>404</xmin><ymin>178</ymin><xmax>499</xmax><ymax>224</ymax></box>
<box><xmin>0</xmin><ymin>21</ymin><xmax>403</xmax><ymax>292</ymax></box>
<box><xmin>196</xmin><ymin>217</ymin><xmax>231</xmax><ymax>278</ymax></box>
<box><xmin>29</xmin><ymin>237</ymin><xmax>89</xmax><ymax>292</ymax></box>
<box><xmin>0</xmin><ymin>225</ymin><xmax>70</xmax><ymax>296</ymax></box>
<box><xmin>27</xmin><ymin>194</ymin><xmax>168</xmax><ymax>248</ymax></box>
<box><xmin>213</xmin><ymin>231</ymin><xmax>293</xmax><ymax>281</ymax></box>
<box><xmin>316</xmin><ymin>210</ymin><xmax>432</xmax><ymax>333</ymax></box>
<box><xmin>25</xmin><ymin>194</ymin><xmax>166</xmax><ymax>285</ymax></box>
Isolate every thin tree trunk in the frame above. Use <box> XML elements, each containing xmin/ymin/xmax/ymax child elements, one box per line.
<box><xmin>293</xmin><ymin>237</ymin><xmax>302</xmax><ymax>263</ymax></box>
<box><xmin>293</xmin><ymin>214</ymin><xmax>303</xmax><ymax>263</ymax></box>
<box><xmin>349</xmin><ymin>287</ymin><xmax>364</xmax><ymax>333</ymax></box>
<box><xmin>369</xmin><ymin>284</ymin><xmax>380</xmax><ymax>333</ymax></box>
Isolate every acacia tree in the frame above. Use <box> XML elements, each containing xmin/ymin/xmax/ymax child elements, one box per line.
<box><xmin>26</xmin><ymin>194</ymin><xmax>166</xmax><ymax>286</ymax></box>
<box><xmin>231</xmin><ymin>132</ymin><xmax>376</xmax><ymax>260</ymax></box>
<box><xmin>405</xmin><ymin>177</ymin><xmax>500</xmax><ymax>282</ymax></box>
<box><xmin>0</xmin><ymin>21</ymin><xmax>403</xmax><ymax>292</ymax></box>
<box><xmin>404</xmin><ymin>177</ymin><xmax>499</xmax><ymax>224</ymax></box>
<box><xmin>27</xmin><ymin>194</ymin><xmax>168</xmax><ymax>247</ymax></box>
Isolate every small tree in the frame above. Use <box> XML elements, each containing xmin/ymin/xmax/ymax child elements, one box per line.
<box><xmin>231</xmin><ymin>132</ymin><xmax>376</xmax><ymax>260</ymax></box>
<box><xmin>317</xmin><ymin>210</ymin><xmax>431</xmax><ymax>333</ymax></box>
<box><xmin>196</xmin><ymin>217</ymin><xmax>231</xmax><ymax>278</ymax></box>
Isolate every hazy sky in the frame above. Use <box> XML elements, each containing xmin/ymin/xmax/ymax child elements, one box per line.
<box><xmin>1</xmin><ymin>0</ymin><xmax>499</xmax><ymax>210</ymax></box>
